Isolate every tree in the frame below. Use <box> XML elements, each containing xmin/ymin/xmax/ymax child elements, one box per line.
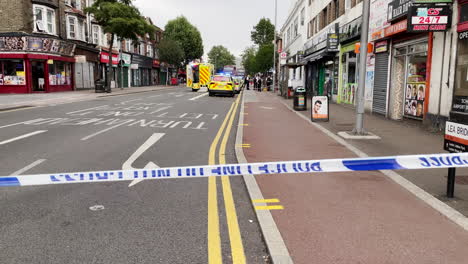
<box><xmin>158</xmin><ymin>38</ymin><xmax>185</xmax><ymax>67</ymax></box>
<box><xmin>241</xmin><ymin>46</ymin><xmax>257</xmax><ymax>75</ymax></box>
<box><xmin>255</xmin><ymin>44</ymin><xmax>274</xmax><ymax>73</ymax></box>
<box><xmin>85</xmin><ymin>0</ymin><xmax>155</xmax><ymax>91</ymax></box>
<box><xmin>251</xmin><ymin>18</ymin><xmax>275</xmax><ymax>46</ymax></box>
<box><xmin>164</xmin><ymin>16</ymin><xmax>204</xmax><ymax>64</ymax></box>
<box><xmin>207</xmin><ymin>45</ymin><xmax>235</xmax><ymax>72</ymax></box>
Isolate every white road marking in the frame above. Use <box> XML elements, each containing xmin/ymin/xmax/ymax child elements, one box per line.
<box><xmin>81</xmin><ymin>120</ymin><xmax>134</xmax><ymax>141</ymax></box>
<box><xmin>0</xmin><ymin>130</ymin><xmax>47</xmax><ymax>146</ymax></box>
<box><xmin>189</xmin><ymin>93</ymin><xmax>208</xmax><ymax>101</ymax></box>
<box><xmin>123</xmin><ymin>133</ymin><xmax>165</xmax><ymax>187</ymax></box>
<box><xmin>120</xmin><ymin>99</ymin><xmax>142</xmax><ymax>105</ymax></box>
<box><xmin>10</xmin><ymin>159</ymin><xmax>46</xmax><ymax>175</ymax></box>
<box><xmin>149</xmin><ymin>106</ymin><xmax>173</xmax><ymax>114</ymax></box>
<box><xmin>175</xmin><ymin>94</ymin><xmax>185</xmax><ymax>97</ymax></box>
<box><xmin>148</xmin><ymin>95</ymin><xmax>161</xmax><ymax>98</ymax></box>
<box><xmin>66</xmin><ymin>105</ymin><xmax>108</xmax><ymax>115</ymax></box>
<box><xmin>260</xmin><ymin>106</ymin><xmax>275</xmax><ymax>110</ymax></box>
<box><xmin>0</xmin><ymin>121</ymin><xmax>27</xmax><ymax>129</ymax></box>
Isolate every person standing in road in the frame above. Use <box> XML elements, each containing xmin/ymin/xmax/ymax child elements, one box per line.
<box><xmin>258</xmin><ymin>76</ymin><xmax>262</xmax><ymax>92</ymax></box>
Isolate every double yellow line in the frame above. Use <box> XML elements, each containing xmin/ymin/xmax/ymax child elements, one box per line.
<box><xmin>208</xmin><ymin>93</ymin><xmax>245</xmax><ymax>264</ymax></box>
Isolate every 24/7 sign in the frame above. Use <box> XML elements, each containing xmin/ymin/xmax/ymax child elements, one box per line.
<box><xmin>407</xmin><ymin>4</ymin><xmax>451</xmax><ymax>32</ymax></box>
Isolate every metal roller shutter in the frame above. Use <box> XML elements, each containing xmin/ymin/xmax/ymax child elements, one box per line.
<box><xmin>372</xmin><ymin>52</ymin><xmax>389</xmax><ymax>115</ymax></box>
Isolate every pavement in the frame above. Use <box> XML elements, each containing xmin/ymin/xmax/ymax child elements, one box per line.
<box><xmin>0</xmin><ymin>87</ymin><xmax>268</xmax><ymax>263</ymax></box>
<box><xmin>0</xmin><ymin>85</ymin><xmax>173</xmax><ymax>111</ymax></box>
<box><xmin>240</xmin><ymin>90</ymin><xmax>468</xmax><ymax>264</ymax></box>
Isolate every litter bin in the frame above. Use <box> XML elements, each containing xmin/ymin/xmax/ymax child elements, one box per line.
<box><xmin>95</xmin><ymin>80</ymin><xmax>106</xmax><ymax>93</ymax></box>
<box><xmin>293</xmin><ymin>87</ymin><xmax>307</xmax><ymax>111</ymax></box>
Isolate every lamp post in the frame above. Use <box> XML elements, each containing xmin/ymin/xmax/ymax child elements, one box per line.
<box><xmin>272</xmin><ymin>0</ymin><xmax>278</xmax><ymax>93</ymax></box>
<box><xmin>353</xmin><ymin>0</ymin><xmax>370</xmax><ymax>135</ymax></box>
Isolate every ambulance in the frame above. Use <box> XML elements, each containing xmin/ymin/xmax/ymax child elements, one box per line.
<box><xmin>186</xmin><ymin>63</ymin><xmax>214</xmax><ymax>92</ymax></box>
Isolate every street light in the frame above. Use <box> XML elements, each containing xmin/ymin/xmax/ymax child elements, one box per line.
<box><xmin>273</xmin><ymin>0</ymin><xmax>277</xmax><ymax>93</ymax></box>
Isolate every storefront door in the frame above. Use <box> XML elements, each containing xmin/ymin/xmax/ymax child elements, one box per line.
<box><xmin>31</xmin><ymin>60</ymin><xmax>46</xmax><ymax>92</ymax></box>
<box><xmin>390</xmin><ymin>40</ymin><xmax>428</xmax><ymax>120</ymax></box>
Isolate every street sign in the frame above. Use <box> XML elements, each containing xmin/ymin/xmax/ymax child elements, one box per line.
<box><xmin>280</xmin><ymin>52</ymin><xmax>287</xmax><ymax>59</ymax></box>
<box><xmin>444</xmin><ymin>121</ymin><xmax>468</xmax><ymax>153</ymax></box>
<box><xmin>407</xmin><ymin>4</ymin><xmax>452</xmax><ymax>32</ymax></box>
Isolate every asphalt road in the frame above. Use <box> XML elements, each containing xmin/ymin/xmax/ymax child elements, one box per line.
<box><xmin>0</xmin><ymin>87</ymin><xmax>268</xmax><ymax>264</ymax></box>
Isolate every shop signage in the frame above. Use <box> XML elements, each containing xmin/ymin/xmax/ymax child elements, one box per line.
<box><xmin>340</xmin><ymin>17</ymin><xmax>362</xmax><ymax>43</ymax></box>
<box><xmin>407</xmin><ymin>4</ymin><xmax>452</xmax><ymax>32</ymax></box>
<box><xmin>304</xmin><ymin>23</ymin><xmax>339</xmax><ymax>55</ymax></box>
<box><xmin>459</xmin><ymin>31</ymin><xmax>468</xmax><ymax>40</ymax></box>
<box><xmin>452</xmin><ymin>96</ymin><xmax>468</xmax><ymax>113</ymax></box>
<box><xmin>0</xmin><ymin>36</ymin><xmax>75</xmax><ymax>57</ymax></box>
<box><xmin>100</xmin><ymin>52</ymin><xmax>119</xmax><ymax>65</ymax></box>
<box><xmin>327</xmin><ymin>34</ymin><xmax>339</xmax><ymax>51</ymax></box>
<box><xmin>414</xmin><ymin>0</ymin><xmax>452</xmax><ymax>2</ymax></box>
<box><xmin>311</xmin><ymin>96</ymin><xmax>329</xmax><ymax>122</ymax></box>
<box><xmin>387</xmin><ymin>0</ymin><xmax>412</xmax><ymax>22</ymax></box>
<box><xmin>153</xmin><ymin>59</ymin><xmax>160</xmax><ymax>68</ymax></box>
<box><xmin>374</xmin><ymin>40</ymin><xmax>389</xmax><ymax>53</ymax></box>
<box><xmin>444</xmin><ymin>121</ymin><xmax>468</xmax><ymax>153</ymax></box>
<box><xmin>131</xmin><ymin>54</ymin><xmax>153</xmax><ymax>68</ymax></box>
<box><xmin>369</xmin><ymin>0</ymin><xmax>392</xmax><ymax>41</ymax></box>
<box><xmin>120</xmin><ymin>53</ymin><xmax>131</xmax><ymax>66</ymax></box>
<box><xmin>384</xmin><ymin>19</ymin><xmax>408</xmax><ymax>37</ymax></box>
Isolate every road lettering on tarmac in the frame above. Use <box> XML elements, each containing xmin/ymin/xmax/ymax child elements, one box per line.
<box><xmin>4</xmin><ymin>102</ymin><xmax>218</xmax><ymax>131</ymax></box>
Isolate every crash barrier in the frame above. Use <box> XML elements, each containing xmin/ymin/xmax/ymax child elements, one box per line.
<box><xmin>1</xmin><ymin>153</ymin><xmax>467</xmax><ymax>187</ymax></box>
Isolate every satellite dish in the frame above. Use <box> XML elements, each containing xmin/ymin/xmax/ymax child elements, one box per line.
<box><xmin>36</xmin><ymin>21</ymin><xmax>45</xmax><ymax>32</ymax></box>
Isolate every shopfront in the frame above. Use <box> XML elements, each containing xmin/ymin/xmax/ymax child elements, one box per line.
<box><xmin>131</xmin><ymin>54</ymin><xmax>152</xmax><ymax>87</ymax></box>
<box><xmin>450</xmin><ymin>0</ymin><xmax>468</xmax><ymax>121</ymax></box>
<box><xmin>0</xmin><ymin>36</ymin><xmax>75</xmax><ymax>93</ymax></box>
<box><xmin>119</xmin><ymin>53</ymin><xmax>131</xmax><ymax>88</ymax></box>
<box><xmin>303</xmin><ymin>23</ymin><xmax>339</xmax><ymax>97</ymax></box>
<box><xmin>160</xmin><ymin>63</ymin><xmax>168</xmax><ymax>85</ymax></box>
<box><xmin>338</xmin><ymin>17</ymin><xmax>362</xmax><ymax>105</ymax></box>
<box><xmin>152</xmin><ymin>59</ymin><xmax>160</xmax><ymax>85</ymax></box>
<box><xmin>74</xmin><ymin>46</ymin><xmax>99</xmax><ymax>90</ymax></box>
<box><xmin>99</xmin><ymin>51</ymin><xmax>119</xmax><ymax>85</ymax></box>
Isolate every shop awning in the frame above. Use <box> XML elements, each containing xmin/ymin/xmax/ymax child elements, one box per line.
<box><xmin>284</xmin><ymin>62</ymin><xmax>305</xmax><ymax>68</ymax></box>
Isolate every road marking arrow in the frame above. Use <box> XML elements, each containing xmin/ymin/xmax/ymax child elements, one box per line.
<box><xmin>123</xmin><ymin>133</ymin><xmax>165</xmax><ymax>187</ymax></box>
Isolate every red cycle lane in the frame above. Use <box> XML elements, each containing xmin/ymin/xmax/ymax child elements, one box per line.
<box><xmin>242</xmin><ymin>91</ymin><xmax>468</xmax><ymax>264</ymax></box>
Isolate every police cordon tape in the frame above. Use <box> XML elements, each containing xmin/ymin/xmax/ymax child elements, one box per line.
<box><xmin>1</xmin><ymin>153</ymin><xmax>468</xmax><ymax>187</ymax></box>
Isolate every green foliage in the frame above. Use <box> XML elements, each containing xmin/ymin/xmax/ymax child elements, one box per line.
<box><xmin>85</xmin><ymin>0</ymin><xmax>155</xmax><ymax>44</ymax></box>
<box><xmin>251</xmin><ymin>18</ymin><xmax>275</xmax><ymax>46</ymax></box>
<box><xmin>241</xmin><ymin>46</ymin><xmax>257</xmax><ymax>75</ymax></box>
<box><xmin>164</xmin><ymin>16</ymin><xmax>204</xmax><ymax>64</ymax></box>
<box><xmin>158</xmin><ymin>38</ymin><xmax>185</xmax><ymax>67</ymax></box>
<box><xmin>255</xmin><ymin>44</ymin><xmax>274</xmax><ymax>73</ymax></box>
<box><xmin>207</xmin><ymin>45</ymin><xmax>235</xmax><ymax>72</ymax></box>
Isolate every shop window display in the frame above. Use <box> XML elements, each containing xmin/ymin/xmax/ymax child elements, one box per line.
<box><xmin>0</xmin><ymin>60</ymin><xmax>26</xmax><ymax>85</ymax></box>
<box><xmin>49</xmin><ymin>61</ymin><xmax>71</xmax><ymax>85</ymax></box>
<box><xmin>404</xmin><ymin>53</ymin><xmax>427</xmax><ymax>118</ymax></box>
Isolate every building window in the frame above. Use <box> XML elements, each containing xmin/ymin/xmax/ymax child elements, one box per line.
<box><xmin>66</xmin><ymin>0</ymin><xmax>81</xmax><ymax>10</ymax></box>
<box><xmin>92</xmin><ymin>25</ymin><xmax>100</xmax><ymax>45</ymax></box>
<box><xmin>147</xmin><ymin>44</ymin><xmax>153</xmax><ymax>57</ymax></box>
<box><xmin>294</xmin><ymin>18</ymin><xmax>298</xmax><ymax>37</ymax></box>
<box><xmin>334</xmin><ymin>0</ymin><xmax>339</xmax><ymax>19</ymax></box>
<box><xmin>139</xmin><ymin>43</ymin><xmax>145</xmax><ymax>55</ymax></box>
<box><xmin>307</xmin><ymin>20</ymin><xmax>311</xmax><ymax>38</ymax></box>
<box><xmin>0</xmin><ymin>60</ymin><xmax>26</xmax><ymax>86</ymax></box>
<box><xmin>33</xmin><ymin>5</ymin><xmax>56</xmax><ymax>35</ymax></box>
<box><xmin>300</xmin><ymin>8</ymin><xmax>305</xmax><ymax>26</ymax></box>
<box><xmin>67</xmin><ymin>16</ymin><xmax>77</xmax><ymax>39</ymax></box>
<box><xmin>125</xmin><ymin>39</ymin><xmax>131</xmax><ymax>52</ymax></box>
<box><xmin>345</xmin><ymin>0</ymin><xmax>351</xmax><ymax>10</ymax></box>
<box><xmin>48</xmin><ymin>61</ymin><xmax>72</xmax><ymax>86</ymax></box>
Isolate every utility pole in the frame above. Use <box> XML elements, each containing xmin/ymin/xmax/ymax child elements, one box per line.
<box><xmin>354</xmin><ymin>0</ymin><xmax>370</xmax><ymax>135</ymax></box>
<box><xmin>273</xmin><ymin>0</ymin><xmax>278</xmax><ymax>93</ymax></box>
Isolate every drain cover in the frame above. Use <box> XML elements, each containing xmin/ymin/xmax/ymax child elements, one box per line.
<box><xmin>89</xmin><ymin>205</ymin><xmax>105</xmax><ymax>211</ymax></box>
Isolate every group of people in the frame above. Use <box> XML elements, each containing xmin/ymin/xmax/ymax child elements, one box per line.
<box><xmin>243</xmin><ymin>75</ymin><xmax>273</xmax><ymax>92</ymax></box>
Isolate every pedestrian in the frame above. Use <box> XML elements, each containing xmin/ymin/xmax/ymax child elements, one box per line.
<box><xmin>245</xmin><ymin>76</ymin><xmax>250</xmax><ymax>90</ymax></box>
<box><xmin>258</xmin><ymin>76</ymin><xmax>262</xmax><ymax>92</ymax></box>
<box><xmin>253</xmin><ymin>76</ymin><xmax>258</xmax><ymax>90</ymax></box>
<box><xmin>266</xmin><ymin>76</ymin><xmax>272</xmax><ymax>91</ymax></box>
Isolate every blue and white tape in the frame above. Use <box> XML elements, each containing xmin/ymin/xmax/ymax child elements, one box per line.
<box><xmin>1</xmin><ymin>153</ymin><xmax>467</xmax><ymax>187</ymax></box>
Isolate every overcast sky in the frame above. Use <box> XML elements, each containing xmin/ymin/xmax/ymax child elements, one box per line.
<box><xmin>133</xmin><ymin>0</ymin><xmax>291</xmax><ymax>59</ymax></box>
